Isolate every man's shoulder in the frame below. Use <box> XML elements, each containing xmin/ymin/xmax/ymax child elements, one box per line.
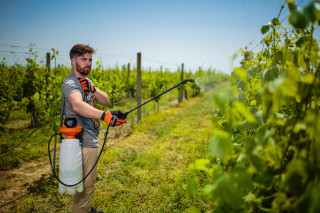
<box><xmin>62</xmin><ymin>73</ymin><xmax>82</xmax><ymax>95</ymax></box>
<box><xmin>63</xmin><ymin>73</ymin><xmax>77</xmax><ymax>83</ymax></box>
<box><xmin>63</xmin><ymin>73</ymin><xmax>80</xmax><ymax>88</ymax></box>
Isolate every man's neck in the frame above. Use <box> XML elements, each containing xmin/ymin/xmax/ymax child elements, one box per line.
<box><xmin>72</xmin><ymin>68</ymin><xmax>86</xmax><ymax>79</ymax></box>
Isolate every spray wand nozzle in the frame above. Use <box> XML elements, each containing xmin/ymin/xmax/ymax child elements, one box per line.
<box><xmin>181</xmin><ymin>78</ymin><xmax>195</xmax><ymax>84</ymax></box>
<box><xmin>123</xmin><ymin>78</ymin><xmax>195</xmax><ymax>116</ymax></box>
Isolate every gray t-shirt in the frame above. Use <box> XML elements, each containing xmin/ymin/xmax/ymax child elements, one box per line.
<box><xmin>62</xmin><ymin>73</ymin><xmax>100</xmax><ymax>147</ymax></box>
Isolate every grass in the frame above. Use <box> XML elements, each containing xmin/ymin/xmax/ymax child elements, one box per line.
<box><xmin>0</xmin><ymin>125</ymin><xmax>55</xmax><ymax>170</ymax></box>
<box><xmin>0</xmin><ymin>82</ymin><xmax>226</xmax><ymax>212</ymax></box>
<box><xmin>89</xmin><ymin>91</ymin><xmax>216</xmax><ymax>212</ymax></box>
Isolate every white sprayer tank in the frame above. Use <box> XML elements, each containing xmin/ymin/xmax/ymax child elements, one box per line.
<box><xmin>58</xmin><ymin>127</ymin><xmax>83</xmax><ymax>195</ymax></box>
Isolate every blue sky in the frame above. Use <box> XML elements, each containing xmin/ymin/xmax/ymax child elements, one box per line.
<box><xmin>0</xmin><ymin>0</ymin><xmax>317</xmax><ymax>73</ymax></box>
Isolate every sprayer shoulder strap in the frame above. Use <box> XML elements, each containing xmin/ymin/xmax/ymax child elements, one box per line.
<box><xmin>60</xmin><ymin>95</ymin><xmax>65</xmax><ymax>127</ymax></box>
<box><xmin>71</xmin><ymin>74</ymin><xmax>86</xmax><ymax>101</ymax></box>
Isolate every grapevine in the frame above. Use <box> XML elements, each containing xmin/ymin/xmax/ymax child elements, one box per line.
<box><xmin>188</xmin><ymin>1</ymin><xmax>320</xmax><ymax>212</ymax></box>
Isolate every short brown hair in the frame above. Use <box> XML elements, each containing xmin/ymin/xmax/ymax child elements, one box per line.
<box><xmin>69</xmin><ymin>44</ymin><xmax>95</xmax><ymax>59</ymax></box>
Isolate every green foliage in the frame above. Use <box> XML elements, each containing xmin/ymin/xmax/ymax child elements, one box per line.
<box><xmin>0</xmin><ymin>61</ymin><xmax>25</xmax><ymax>132</ymax></box>
<box><xmin>22</xmin><ymin>60</ymin><xmax>37</xmax><ymax>114</ymax></box>
<box><xmin>289</xmin><ymin>0</ymin><xmax>320</xmax><ymax>29</ymax></box>
<box><xmin>188</xmin><ymin>1</ymin><xmax>320</xmax><ymax>212</ymax></box>
<box><xmin>0</xmin><ymin>66</ymin><xmax>13</xmax><ymax>131</ymax></box>
<box><xmin>260</xmin><ymin>18</ymin><xmax>282</xmax><ymax>34</ymax></box>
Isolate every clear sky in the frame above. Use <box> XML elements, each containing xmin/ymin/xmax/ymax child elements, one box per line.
<box><xmin>0</xmin><ymin>0</ymin><xmax>317</xmax><ymax>73</ymax></box>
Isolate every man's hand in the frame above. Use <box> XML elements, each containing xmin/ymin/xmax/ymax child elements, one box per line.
<box><xmin>100</xmin><ymin>110</ymin><xmax>127</xmax><ymax>127</ymax></box>
<box><xmin>78</xmin><ymin>78</ymin><xmax>96</xmax><ymax>95</ymax></box>
<box><xmin>110</xmin><ymin>110</ymin><xmax>127</xmax><ymax>120</ymax></box>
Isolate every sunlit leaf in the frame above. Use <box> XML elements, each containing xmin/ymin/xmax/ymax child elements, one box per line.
<box><xmin>208</xmin><ymin>132</ymin><xmax>233</xmax><ymax>160</ymax></box>
<box><xmin>234</xmin><ymin>67</ymin><xmax>248</xmax><ymax>82</ymax></box>
<box><xmin>213</xmin><ymin>87</ymin><xmax>233</xmax><ymax>115</ymax></box>
<box><xmin>233</xmin><ymin>101</ymin><xmax>257</xmax><ymax>123</ymax></box>
<box><xmin>189</xmin><ymin>159</ymin><xmax>210</xmax><ymax>171</ymax></box>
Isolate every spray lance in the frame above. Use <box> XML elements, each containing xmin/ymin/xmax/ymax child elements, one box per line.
<box><xmin>108</xmin><ymin>78</ymin><xmax>195</xmax><ymax>125</ymax></box>
<box><xmin>48</xmin><ymin>78</ymin><xmax>195</xmax><ymax>194</ymax></box>
<box><xmin>123</xmin><ymin>78</ymin><xmax>195</xmax><ymax>116</ymax></box>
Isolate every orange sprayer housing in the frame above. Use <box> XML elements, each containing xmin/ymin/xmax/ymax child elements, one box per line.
<box><xmin>59</xmin><ymin>126</ymin><xmax>82</xmax><ymax>139</ymax></box>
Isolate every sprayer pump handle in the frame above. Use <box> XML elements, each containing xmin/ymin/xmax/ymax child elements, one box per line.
<box><xmin>64</xmin><ymin>118</ymin><xmax>77</xmax><ymax>128</ymax></box>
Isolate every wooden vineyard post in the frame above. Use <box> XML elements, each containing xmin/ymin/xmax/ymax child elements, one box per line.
<box><xmin>130</xmin><ymin>91</ymin><xmax>133</xmax><ymax>129</ymax></box>
<box><xmin>46</xmin><ymin>52</ymin><xmax>51</xmax><ymax>108</ymax></box>
<box><xmin>178</xmin><ymin>63</ymin><xmax>184</xmax><ymax>103</ymax></box>
<box><xmin>127</xmin><ymin>62</ymin><xmax>130</xmax><ymax>97</ymax></box>
<box><xmin>144</xmin><ymin>88</ymin><xmax>146</xmax><ymax>118</ymax></box>
<box><xmin>137</xmin><ymin>52</ymin><xmax>142</xmax><ymax>122</ymax></box>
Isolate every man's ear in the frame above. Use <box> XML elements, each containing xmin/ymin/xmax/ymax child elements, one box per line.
<box><xmin>71</xmin><ymin>57</ymin><xmax>76</xmax><ymax>66</ymax></box>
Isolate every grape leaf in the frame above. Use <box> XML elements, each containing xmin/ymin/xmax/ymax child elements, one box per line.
<box><xmin>260</xmin><ymin>24</ymin><xmax>270</xmax><ymax>34</ymax></box>
<box><xmin>208</xmin><ymin>133</ymin><xmax>233</xmax><ymax>160</ymax></box>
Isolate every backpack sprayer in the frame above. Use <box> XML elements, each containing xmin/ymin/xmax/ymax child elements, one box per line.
<box><xmin>48</xmin><ymin>78</ymin><xmax>196</xmax><ymax>194</ymax></box>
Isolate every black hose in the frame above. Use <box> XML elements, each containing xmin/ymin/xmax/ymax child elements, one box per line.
<box><xmin>124</xmin><ymin>78</ymin><xmax>195</xmax><ymax>116</ymax></box>
<box><xmin>0</xmin><ymin>122</ymin><xmax>49</xmax><ymax>155</ymax></box>
<box><xmin>48</xmin><ymin>118</ymin><xmax>112</xmax><ymax>187</ymax></box>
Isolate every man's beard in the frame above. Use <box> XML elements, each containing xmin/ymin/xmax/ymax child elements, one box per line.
<box><xmin>76</xmin><ymin>62</ymin><xmax>91</xmax><ymax>76</ymax></box>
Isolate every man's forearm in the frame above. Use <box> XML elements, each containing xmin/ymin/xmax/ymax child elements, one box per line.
<box><xmin>94</xmin><ymin>88</ymin><xmax>110</xmax><ymax>106</ymax></box>
<box><xmin>68</xmin><ymin>92</ymin><xmax>104</xmax><ymax>119</ymax></box>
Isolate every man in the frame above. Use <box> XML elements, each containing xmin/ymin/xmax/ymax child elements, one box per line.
<box><xmin>62</xmin><ymin>44</ymin><xmax>126</xmax><ymax>213</ymax></box>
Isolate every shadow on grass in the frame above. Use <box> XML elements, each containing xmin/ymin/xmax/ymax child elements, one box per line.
<box><xmin>0</xmin><ymin>173</ymin><xmax>57</xmax><ymax>211</ymax></box>
<box><xmin>26</xmin><ymin>173</ymin><xmax>56</xmax><ymax>194</ymax></box>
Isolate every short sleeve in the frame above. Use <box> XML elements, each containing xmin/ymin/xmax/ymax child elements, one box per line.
<box><xmin>62</xmin><ymin>78</ymin><xmax>82</xmax><ymax>98</ymax></box>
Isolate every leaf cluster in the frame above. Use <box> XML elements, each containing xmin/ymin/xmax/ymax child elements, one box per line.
<box><xmin>188</xmin><ymin>1</ymin><xmax>320</xmax><ymax>212</ymax></box>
